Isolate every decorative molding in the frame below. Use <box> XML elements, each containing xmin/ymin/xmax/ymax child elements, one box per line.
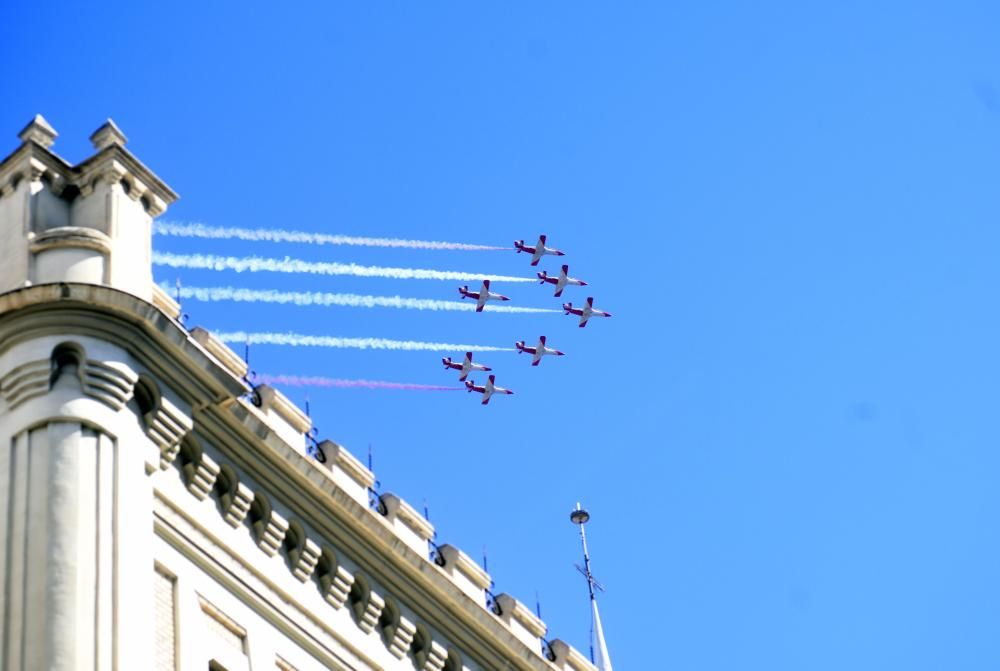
<box><xmin>82</xmin><ymin>359</ymin><xmax>137</xmax><ymax>410</ymax></box>
<box><xmin>356</xmin><ymin>589</ymin><xmax>385</xmax><ymax>635</ymax></box>
<box><xmin>219</xmin><ymin>481</ymin><xmax>254</xmax><ymax>528</ymax></box>
<box><xmin>148</xmin><ymin>398</ymin><xmax>193</xmax><ymax>470</ymax></box>
<box><xmin>0</xmin><ymin>359</ymin><xmax>49</xmax><ymax>408</ymax></box>
<box><xmin>29</xmin><ymin>226</ymin><xmax>112</xmax><ymax>254</ymax></box>
<box><xmin>419</xmin><ymin>640</ymin><xmax>449</xmax><ymax>671</ymax></box>
<box><xmin>385</xmin><ymin>614</ymin><xmax>416</xmax><ymax>659</ymax></box>
<box><xmin>255</xmin><ymin>508</ymin><xmax>289</xmax><ymax>558</ymax></box>
<box><xmin>288</xmin><ymin>537</ymin><xmax>321</xmax><ymax>583</ymax></box>
<box><xmin>184</xmin><ymin>452</ymin><xmax>220</xmax><ymax>501</ymax></box>
<box><xmin>320</xmin><ymin>564</ymin><xmax>355</xmax><ymax>610</ymax></box>
<box><xmin>0</xmin><ymin>353</ymin><xmax>136</xmax><ymax>412</ymax></box>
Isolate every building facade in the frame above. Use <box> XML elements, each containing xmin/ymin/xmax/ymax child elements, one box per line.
<box><xmin>0</xmin><ymin>116</ymin><xmax>597</xmax><ymax>671</ymax></box>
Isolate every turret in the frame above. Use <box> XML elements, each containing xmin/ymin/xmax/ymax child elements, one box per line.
<box><xmin>0</xmin><ymin>115</ymin><xmax>177</xmax><ymax>299</ymax></box>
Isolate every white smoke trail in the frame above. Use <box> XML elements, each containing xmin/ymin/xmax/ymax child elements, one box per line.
<box><xmin>256</xmin><ymin>374</ymin><xmax>462</xmax><ymax>392</ymax></box>
<box><xmin>170</xmin><ymin>284</ymin><xmax>560</xmax><ymax>314</ymax></box>
<box><xmin>154</xmin><ymin>220</ymin><xmax>508</xmax><ymax>251</ymax></box>
<box><xmin>152</xmin><ymin>251</ymin><xmax>532</xmax><ymax>283</ymax></box>
<box><xmin>216</xmin><ymin>331</ymin><xmax>516</xmax><ymax>353</ymax></box>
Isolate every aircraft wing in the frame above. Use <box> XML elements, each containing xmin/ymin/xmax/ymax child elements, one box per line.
<box><xmin>532</xmin><ymin>350</ymin><xmax>543</xmax><ymax>366</ymax></box>
<box><xmin>554</xmin><ymin>277</ymin><xmax>567</xmax><ymax>297</ymax></box>
<box><xmin>481</xmin><ymin>387</ymin><xmax>494</xmax><ymax>405</ymax></box>
<box><xmin>476</xmin><ymin>293</ymin><xmax>487</xmax><ymax>312</ymax></box>
<box><xmin>579</xmin><ymin>313</ymin><xmax>590</xmax><ymax>328</ymax></box>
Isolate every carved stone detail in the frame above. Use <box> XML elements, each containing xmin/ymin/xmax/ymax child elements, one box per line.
<box><xmin>320</xmin><ymin>565</ymin><xmax>355</xmax><ymax>610</ymax></box>
<box><xmin>83</xmin><ymin>360</ymin><xmax>137</xmax><ymax>410</ymax></box>
<box><xmin>357</xmin><ymin>591</ymin><xmax>385</xmax><ymax>635</ymax></box>
<box><xmin>221</xmin><ymin>481</ymin><xmax>254</xmax><ymax>527</ymax></box>
<box><xmin>289</xmin><ymin>537</ymin><xmax>321</xmax><ymax>583</ymax></box>
<box><xmin>386</xmin><ymin>615</ymin><xmax>416</xmax><ymax>659</ymax></box>
<box><xmin>257</xmin><ymin>510</ymin><xmax>289</xmax><ymax>557</ymax></box>
<box><xmin>419</xmin><ymin>641</ymin><xmax>449</xmax><ymax>671</ymax></box>
<box><xmin>0</xmin><ymin>359</ymin><xmax>50</xmax><ymax>408</ymax></box>
<box><xmin>185</xmin><ymin>453</ymin><xmax>220</xmax><ymax>501</ymax></box>
<box><xmin>148</xmin><ymin>401</ymin><xmax>192</xmax><ymax>470</ymax></box>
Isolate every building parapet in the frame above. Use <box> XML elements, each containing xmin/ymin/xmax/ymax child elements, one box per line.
<box><xmin>190</xmin><ymin>326</ymin><xmax>248</xmax><ymax>380</ymax></box>
<box><xmin>380</xmin><ymin>492</ymin><xmax>436</xmax><ymax>555</ymax></box>
<box><xmin>318</xmin><ymin>439</ymin><xmax>375</xmax><ymax>506</ymax></box>
<box><xmin>496</xmin><ymin>593</ymin><xmax>548</xmax><ymax>651</ymax></box>
<box><xmin>255</xmin><ymin>383</ymin><xmax>312</xmax><ymax>449</ymax></box>
<box><xmin>549</xmin><ymin>640</ymin><xmax>598</xmax><ymax>671</ymax></box>
<box><xmin>438</xmin><ymin>544</ymin><xmax>492</xmax><ymax>603</ymax></box>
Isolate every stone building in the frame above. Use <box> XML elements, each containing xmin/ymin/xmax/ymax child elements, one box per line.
<box><xmin>0</xmin><ymin>116</ymin><xmax>597</xmax><ymax>671</ymax></box>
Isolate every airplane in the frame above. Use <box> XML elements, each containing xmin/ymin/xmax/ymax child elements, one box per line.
<box><xmin>442</xmin><ymin>351</ymin><xmax>492</xmax><ymax>382</ymax></box>
<box><xmin>459</xmin><ymin>280</ymin><xmax>510</xmax><ymax>312</ymax></box>
<box><xmin>563</xmin><ymin>297</ymin><xmax>612</xmax><ymax>328</ymax></box>
<box><xmin>537</xmin><ymin>264</ymin><xmax>587</xmax><ymax>298</ymax></box>
<box><xmin>514</xmin><ymin>234</ymin><xmax>565</xmax><ymax>266</ymax></box>
<box><xmin>515</xmin><ymin>335</ymin><xmax>565</xmax><ymax>366</ymax></box>
<box><xmin>465</xmin><ymin>375</ymin><xmax>514</xmax><ymax>405</ymax></box>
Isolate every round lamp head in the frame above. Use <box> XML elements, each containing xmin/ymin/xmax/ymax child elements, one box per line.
<box><xmin>569</xmin><ymin>508</ymin><xmax>590</xmax><ymax>525</ymax></box>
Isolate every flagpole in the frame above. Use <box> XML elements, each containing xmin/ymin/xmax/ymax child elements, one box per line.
<box><xmin>570</xmin><ymin>503</ymin><xmax>613</xmax><ymax>671</ymax></box>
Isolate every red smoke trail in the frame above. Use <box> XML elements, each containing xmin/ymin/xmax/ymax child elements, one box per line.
<box><xmin>256</xmin><ymin>374</ymin><xmax>463</xmax><ymax>392</ymax></box>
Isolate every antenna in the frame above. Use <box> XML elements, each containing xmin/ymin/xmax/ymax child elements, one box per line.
<box><xmin>241</xmin><ymin>341</ymin><xmax>261</xmax><ymax>407</ymax></box>
<box><xmin>174</xmin><ymin>278</ymin><xmax>189</xmax><ymax>324</ymax></box>
<box><xmin>570</xmin><ymin>502</ymin><xmax>613</xmax><ymax>670</ymax></box>
<box><xmin>301</xmin><ymin>395</ymin><xmax>326</xmax><ymax>463</ymax></box>
<box><xmin>535</xmin><ymin>590</ymin><xmax>542</xmax><ymax>619</ymax></box>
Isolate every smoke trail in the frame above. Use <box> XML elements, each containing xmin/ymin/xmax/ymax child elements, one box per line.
<box><xmin>152</xmin><ymin>251</ymin><xmax>531</xmax><ymax>283</ymax></box>
<box><xmin>170</xmin><ymin>284</ymin><xmax>560</xmax><ymax>314</ymax></box>
<box><xmin>153</xmin><ymin>220</ymin><xmax>508</xmax><ymax>252</ymax></box>
<box><xmin>216</xmin><ymin>331</ymin><xmax>516</xmax><ymax>353</ymax></box>
<box><xmin>256</xmin><ymin>374</ymin><xmax>462</xmax><ymax>391</ymax></box>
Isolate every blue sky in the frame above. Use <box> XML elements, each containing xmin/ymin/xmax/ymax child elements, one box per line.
<box><xmin>5</xmin><ymin>2</ymin><xmax>1000</xmax><ymax>668</ymax></box>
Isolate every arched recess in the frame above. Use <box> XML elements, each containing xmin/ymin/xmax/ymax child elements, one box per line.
<box><xmin>315</xmin><ymin>547</ymin><xmax>354</xmax><ymax>609</ymax></box>
<box><xmin>130</xmin><ymin>375</ymin><xmax>160</xmax><ymax>430</ymax></box>
<box><xmin>248</xmin><ymin>492</ymin><xmax>273</xmax><ymax>544</ymax></box>
<box><xmin>444</xmin><ymin>647</ymin><xmax>464</xmax><ymax>671</ymax></box>
<box><xmin>177</xmin><ymin>435</ymin><xmax>203</xmax><ymax>488</ymax></box>
<box><xmin>214</xmin><ymin>465</ymin><xmax>239</xmax><ymax>513</ymax></box>
<box><xmin>411</xmin><ymin>624</ymin><xmax>433</xmax><ymax>669</ymax></box>
<box><xmin>213</xmin><ymin>464</ymin><xmax>253</xmax><ymax>526</ymax></box>
<box><xmin>348</xmin><ymin>573</ymin><xmax>371</xmax><ymax>625</ymax></box>
<box><xmin>283</xmin><ymin>521</ymin><xmax>310</xmax><ymax>572</ymax></box>
<box><xmin>49</xmin><ymin>341</ymin><xmax>85</xmax><ymax>388</ymax></box>
<box><xmin>378</xmin><ymin>598</ymin><xmax>401</xmax><ymax>648</ymax></box>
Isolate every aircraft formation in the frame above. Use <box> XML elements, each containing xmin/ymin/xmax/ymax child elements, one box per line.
<box><xmin>448</xmin><ymin>235</ymin><xmax>611</xmax><ymax>404</ymax></box>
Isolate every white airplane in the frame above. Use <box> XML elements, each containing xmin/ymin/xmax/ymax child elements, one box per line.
<box><xmin>442</xmin><ymin>352</ymin><xmax>491</xmax><ymax>382</ymax></box>
<box><xmin>537</xmin><ymin>264</ymin><xmax>587</xmax><ymax>298</ymax></box>
<box><xmin>563</xmin><ymin>297</ymin><xmax>612</xmax><ymax>328</ymax></box>
<box><xmin>515</xmin><ymin>335</ymin><xmax>565</xmax><ymax>366</ymax></box>
<box><xmin>514</xmin><ymin>234</ymin><xmax>565</xmax><ymax>266</ymax></box>
<box><xmin>459</xmin><ymin>280</ymin><xmax>510</xmax><ymax>312</ymax></box>
<box><xmin>465</xmin><ymin>375</ymin><xmax>514</xmax><ymax>405</ymax></box>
